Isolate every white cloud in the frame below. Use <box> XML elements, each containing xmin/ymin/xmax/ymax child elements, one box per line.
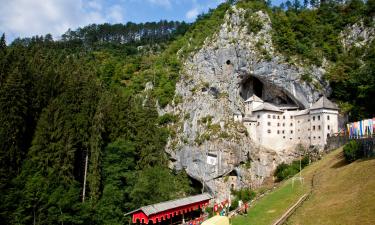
<box><xmin>147</xmin><ymin>0</ymin><xmax>172</xmax><ymax>9</ymax></box>
<box><xmin>87</xmin><ymin>0</ymin><xmax>103</xmax><ymax>11</ymax></box>
<box><xmin>186</xmin><ymin>7</ymin><xmax>199</xmax><ymax>20</ymax></box>
<box><xmin>108</xmin><ymin>5</ymin><xmax>125</xmax><ymax>23</ymax></box>
<box><xmin>0</xmin><ymin>0</ymin><xmax>125</xmax><ymax>42</ymax></box>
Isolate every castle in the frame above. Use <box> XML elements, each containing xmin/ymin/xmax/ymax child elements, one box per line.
<box><xmin>234</xmin><ymin>95</ymin><xmax>339</xmax><ymax>151</ymax></box>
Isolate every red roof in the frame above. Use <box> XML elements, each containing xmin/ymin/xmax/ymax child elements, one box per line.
<box><xmin>125</xmin><ymin>193</ymin><xmax>212</xmax><ymax>224</ymax></box>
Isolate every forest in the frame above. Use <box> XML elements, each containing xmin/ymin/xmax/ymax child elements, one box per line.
<box><xmin>0</xmin><ymin>0</ymin><xmax>374</xmax><ymax>224</ymax></box>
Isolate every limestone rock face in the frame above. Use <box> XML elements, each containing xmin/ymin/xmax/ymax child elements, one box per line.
<box><xmin>340</xmin><ymin>19</ymin><xmax>375</xmax><ymax>51</ymax></box>
<box><xmin>166</xmin><ymin>7</ymin><xmax>329</xmax><ymax>199</ymax></box>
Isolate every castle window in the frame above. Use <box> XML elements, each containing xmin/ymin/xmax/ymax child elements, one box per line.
<box><xmin>268</xmin><ymin>114</ymin><xmax>271</xmax><ymax>119</ymax></box>
<box><xmin>308</xmin><ymin>128</ymin><xmax>311</xmax><ymax>131</ymax></box>
<box><xmin>277</xmin><ymin>123</ymin><xmax>280</xmax><ymax>127</ymax></box>
<box><xmin>298</xmin><ymin>137</ymin><xmax>300</xmax><ymax>139</ymax></box>
<box><xmin>298</xmin><ymin>129</ymin><xmax>300</xmax><ymax>132</ymax></box>
<box><xmin>277</xmin><ymin>130</ymin><xmax>280</xmax><ymax>134</ymax></box>
<box><xmin>282</xmin><ymin>130</ymin><xmax>285</xmax><ymax>134</ymax></box>
<box><xmin>313</xmin><ymin>136</ymin><xmax>316</xmax><ymax>139</ymax></box>
<box><xmin>318</xmin><ymin>136</ymin><xmax>321</xmax><ymax>139</ymax></box>
<box><xmin>290</xmin><ymin>138</ymin><xmax>293</xmax><ymax>140</ymax></box>
<box><xmin>290</xmin><ymin>130</ymin><xmax>293</xmax><ymax>134</ymax></box>
<box><xmin>278</xmin><ymin>116</ymin><xmax>280</xmax><ymax>119</ymax></box>
<box><xmin>328</xmin><ymin>125</ymin><xmax>330</xmax><ymax>130</ymax></box>
<box><xmin>290</xmin><ymin>123</ymin><xmax>293</xmax><ymax>126</ymax></box>
<box><xmin>318</xmin><ymin>125</ymin><xmax>321</xmax><ymax>130</ymax></box>
<box><xmin>308</xmin><ymin>137</ymin><xmax>311</xmax><ymax>139</ymax></box>
<box><xmin>313</xmin><ymin>116</ymin><xmax>315</xmax><ymax>121</ymax></box>
<box><xmin>257</xmin><ymin>115</ymin><xmax>260</xmax><ymax>119</ymax></box>
<box><xmin>283</xmin><ymin>116</ymin><xmax>285</xmax><ymax>119</ymax></box>
<box><xmin>268</xmin><ymin>122</ymin><xmax>271</xmax><ymax>126</ymax></box>
<box><xmin>318</xmin><ymin>115</ymin><xmax>320</xmax><ymax>120</ymax></box>
<box><xmin>313</xmin><ymin>126</ymin><xmax>315</xmax><ymax>130</ymax></box>
<box><xmin>273</xmin><ymin>115</ymin><xmax>276</xmax><ymax>119</ymax></box>
<box><xmin>268</xmin><ymin>129</ymin><xmax>271</xmax><ymax>134</ymax></box>
<box><xmin>290</xmin><ymin>116</ymin><xmax>293</xmax><ymax>119</ymax></box>
<box><xmin>298</xmin><ymin>120</ymin><xmax>300</xmax><ymax>123</ymax></box>
<box><xmin>308</xmin><ymin>119</ymin><xmax>310</xmax><ymax>122</ymax></box>
<box><xmin>283</xmin><ymin>136</ymin><xmax>286</xmax><ymax>139</ymax></box>
<box><xmin>257</xmin><ymin>122</ymin><xmax>260</xmax><ymax>126</ymax></box>
<box><xmin>226</xmin><ymin>60</ymin><xmax>231</xmax><ymax>65</ymax></box>
<box><xmin>327</xmin><ymin>115</ymin><xmax>330</xmax><ymax>120</ymax></box>
<box><xmin>283</xmin><ymin>123</ymin><xmax>285</xmax><ymax>127</ymax></box>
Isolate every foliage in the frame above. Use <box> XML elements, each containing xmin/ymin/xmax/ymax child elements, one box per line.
<box><xmin>1</xmin><ymin>0</ymin><xmax>375</xmax><ymax>224</ymax></box>
<box><xmin>268</xmin><ymin>0</ymin><xmax>374</xmax><ymax>119</ymax></box>
<box><xmin>158</xmin><ymin>113</ymin><xmax>178</xmax><ymax>125</ymax></box>
<box><xmin>232</xmin><ymin>188</ymin><xmax>256</xmax><ymax>202</ymax></box>
<box><xmin>230</xmin><ymin>188</ymin><xmax>256</xmax><ymax>211</ymax></box>
<box><xmin>343</xmin><ymin>140</ymin><xmax>363</xmax><ymax>162</ymax></box>
<box><xmin>274</xmin><ymin>156</ymin><xmax>309</xmax><ymax>181</ymax></box>
<box><xmin>0</xmin><ymin>25</ymin><xmax>195</xmax><ymax>224</ymax></box>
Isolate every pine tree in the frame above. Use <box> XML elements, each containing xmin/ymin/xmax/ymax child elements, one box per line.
<box><xmin>0</xmin><ymin>33</ymin><xmax>6</xmax><ymax>52</ymax></box>
<box><xmin>0</xmin><ymin>67</ymin><xmax>28</xmax><ymax>182</ymax></box>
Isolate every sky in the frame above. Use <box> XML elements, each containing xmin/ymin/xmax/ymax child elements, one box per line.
<box><xmin>0</xmin><ymin>0</ymin><xmax>285</xmax><ymax>43</ymax></box>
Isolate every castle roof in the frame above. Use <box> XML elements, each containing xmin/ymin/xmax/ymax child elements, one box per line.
<box><xmin>310</xmin><ymin>96</ymin><xmax>338</xmax><ymax>110</ymax></box>
<box><xmin>253</xmin><ymin>102</ymin><xmax>283</xmax><ymax>113</ymax></box>
<box><xmin>244</xmin><ymin>94</ymin><xmax>263</xmax><ymax>103</ymax></box>
<box><xmin>294</xmin><ymin>109</ymin><xmax>310</xmax><ymax>116</ymax></box>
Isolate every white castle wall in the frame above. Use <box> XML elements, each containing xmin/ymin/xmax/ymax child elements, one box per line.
<box><xmin>242</xmin><ymin>97</ymin><xmax>339</xmax><ymax>151</ymax></box>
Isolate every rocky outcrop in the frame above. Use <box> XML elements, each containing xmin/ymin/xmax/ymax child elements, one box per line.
<box><xmin>166</xmin><ymin>6</ymin><xmax>329</xmax><ymax>199</ymax></box>
<box><xmin>340</xmin><ymin>19</ymin><xmax>375</xmax><ymax>51</ymax></box>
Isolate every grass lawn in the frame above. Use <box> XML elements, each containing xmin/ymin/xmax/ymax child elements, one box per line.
<box><xmin>231</xmin><ymin>148</ymin><xmax>375</xmax><ymax>225</ymax></box>
<box><xmin>287</xmin><ymin>149</ymin><xmax>375</xmax><ymax>225</ymax></box>
<box><xmin>231</xmin><ymin>179</ymin><xmax>306</xmax><ymax>225</ymax></box>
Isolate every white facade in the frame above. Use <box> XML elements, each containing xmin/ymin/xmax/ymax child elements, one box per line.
<box><xmin>238</xmin><ymin>95</ymin><xmax>339</xmax><ymax>151</ymax></box>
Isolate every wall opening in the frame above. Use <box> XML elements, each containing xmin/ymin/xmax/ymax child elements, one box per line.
<box><xmin>226</xmin><ymin>60</ymin><xmax>231</xmax><ymax>65</ymax></box>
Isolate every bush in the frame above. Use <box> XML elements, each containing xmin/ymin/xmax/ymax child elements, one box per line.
<box><xmin>274</xmin><ymin>156</ymin><xmax>309</xmax><ymax>181</ymax></box>
<box><xmin>205</xmin><ymin>206</ymin><xmax>214</xmax><ymax>218</ymax></box>
<box><xmin>232</xmin><ymin>188</ymin><xmax>256</xmax><ymax>202</ymax></box>
<box><xmin>158</xmin><ymin>113</ymin><xmax>177</xmax><ymax>125</ymax></box>
<box><xmin>229</xmin><ymin>197</ymin><xmax>239</xmax><ymax>211</ymax></box>
<box><xmin>229</xmin><ymin>188</ymin><xmax>256</xmax><ymax>210</ymax></box>
<box><xmin>343</xmin><ymin>140</ymin><xmax>362</xmax><ymax>163</ymax></box>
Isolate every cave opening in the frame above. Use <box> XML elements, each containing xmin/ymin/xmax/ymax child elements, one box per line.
<box><xmin>239</xmin><ymin>75</ymin><xmax>302</xmax><ymax>108</ymax></box>
<box><xmin>226</xmin><ymin>60</ymin><xmax>231</xmax><ymax>65</ymax></box>
<box><xmin>188</xmin><ymin>176</ymin><xmax>204</xmax><ymax>194</ymax></box>
<box><xmin>239</xmin><ymin>76</ymin><xmax>263</xmax><ymax>101</ymax></box>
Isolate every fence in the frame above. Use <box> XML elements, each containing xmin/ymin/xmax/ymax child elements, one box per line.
<box><xmin>325</xmin><ymin>135</ymin><xmax>349</xmax><ymax>152</ymax></box>
<box><xmin>353</xmin><ymin>137</ymin><xmax>375</xmax><ymax>158</ymax></box>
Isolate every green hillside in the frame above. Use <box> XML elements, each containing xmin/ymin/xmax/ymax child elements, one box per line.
<box><xmin>232</xmin><ymin>147</ymin><xmax>375</xmax><ymax>225</ymax></box>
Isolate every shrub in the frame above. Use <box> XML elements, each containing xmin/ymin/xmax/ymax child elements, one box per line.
<box><xmin>158</xmin><ymin>113</ymin><xmax>178</xmax><ymax>125</ymax></box>
<box><xmin>205</xmin><ymin>206</ymin><xmax>214</xmax><ymax>218</ymax></box>
<box><xmin>274</xmin><ymin>156</ymin><xmax>309</xmax><ymax>181</ymax></box>
<box><xmin>232</xmin><ymin>188</ymin><xmax>256</xmax><ymax>202</ymax></box>
<box><xmin>300</xmin><ymin>73</ymin><xmax>313</xmax><ymax>83</ymax></box>
<box><xmin>343</xmin><ymin>140</ymin><xmax>362</xmax><ymax>163</ymax></box>
<box><xmin>230</xmin><ymin>197</ymin><xmax>239</xmax><ymax>211</ymax></box>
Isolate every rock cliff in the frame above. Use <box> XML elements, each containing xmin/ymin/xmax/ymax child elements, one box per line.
<box><xmin>165</xmin><ymin>6</ymin><xmax>330</xmax><ymax>199</ymax></box>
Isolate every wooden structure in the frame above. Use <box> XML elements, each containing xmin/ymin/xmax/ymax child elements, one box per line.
<box><xmin>125</xmin><ymin>193</ymin><xmax>212</xmax><ymax>224</ymax></box>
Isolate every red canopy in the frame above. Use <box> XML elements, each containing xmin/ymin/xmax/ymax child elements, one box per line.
<box><xmin>125</xmin><ymin>193</ymin><xmax>212</xmax><ymax>224</ymax></box>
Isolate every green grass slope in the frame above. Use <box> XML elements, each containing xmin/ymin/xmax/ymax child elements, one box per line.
<box><xmin>287</xmin><ymin>148</ymin><xmax>375</xmax><ymax>225</ymax></box>
<box><xmin>232</xmin><ymin>148</ymin><xmax>375</xmax><ymax>225</ymax></box>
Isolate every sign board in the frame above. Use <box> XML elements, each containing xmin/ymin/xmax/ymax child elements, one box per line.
<box><xmin>206</xmin><ymin>153</ymin><xmax>217</xmax><ymax>165</ymax></box>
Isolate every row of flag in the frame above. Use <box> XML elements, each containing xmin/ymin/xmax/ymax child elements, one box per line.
<box><xmin>347</xmin><ymin>118</ymin><xmax>375</xmax><ymax>138</ymax></box>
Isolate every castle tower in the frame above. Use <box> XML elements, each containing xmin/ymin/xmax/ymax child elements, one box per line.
<box><xmin>244</xmin><ymin>94</ymin><xmax>264</xmax><ymax>116</ymax></box>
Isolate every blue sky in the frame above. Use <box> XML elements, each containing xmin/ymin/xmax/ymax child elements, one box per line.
<box><xmin>0</xmin><ymin>0</ymin><xmax>285</xmax><ymax>43</ymax></box>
